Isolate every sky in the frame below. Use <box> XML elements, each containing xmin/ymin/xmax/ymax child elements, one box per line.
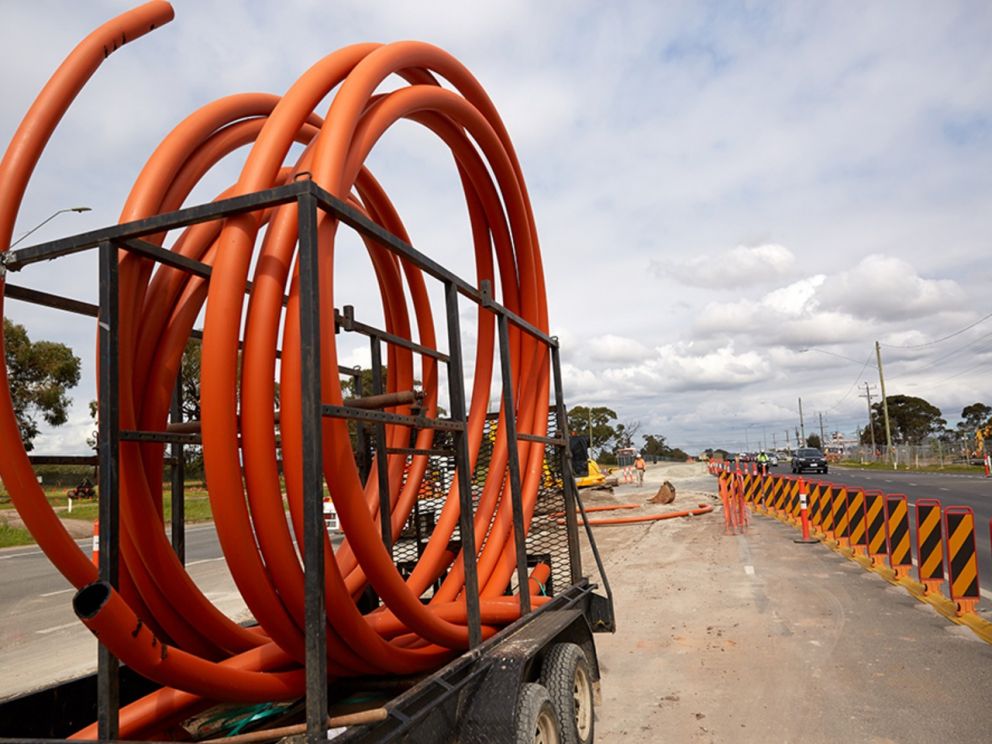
<box><xmin>1</xmin><ymin>1</ymin><xmax>991</xmax><ymax>456</ymax></box>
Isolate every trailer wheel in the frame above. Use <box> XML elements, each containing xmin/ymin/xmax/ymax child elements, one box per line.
<box><xmin>540</xmin><ymin>643</ymin><xmax>594</xmax><ymax>744</ymax></box>
<box><xmin>515</xmin><ymin>683</ymin><xmax>561</xmax><ymax>744</ymax></box>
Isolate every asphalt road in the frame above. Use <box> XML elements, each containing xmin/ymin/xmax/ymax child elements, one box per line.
<box><xmin>783</xmin><ymin>465</ymin><xmax>992</xmax><ymax>602</ymax></box>
<box><xmin>0</xmin><ymin>522</ymin><xmax>252</xmax><ymax>700</ymax></box>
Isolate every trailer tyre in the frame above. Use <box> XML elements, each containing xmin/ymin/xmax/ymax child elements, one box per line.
<box><xmin>541</xmin><ymin>643</ymin><xmax>594</xmax><ymax>744</ymax></box>
<box><xmin>515</xmin><ymin>683</ymin><xmax>561</xmax><ymax>744</ymax></box>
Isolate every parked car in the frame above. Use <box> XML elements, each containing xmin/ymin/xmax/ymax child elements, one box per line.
<box><xmin>792</xmin><ymin>447</ymin><xmax>828</xmax><ymax>474</ymax></box>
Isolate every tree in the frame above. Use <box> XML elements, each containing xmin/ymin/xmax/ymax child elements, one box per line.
<box><xmin>958</xmin><ymin>403</ymin><xmax>991</xmax><ymax>435</ymax></box>
<box><xmin>642</xmin><ymin>434</ymin><xmax>669</xmax><ymax>457</ymax></box>
<box><xmin>862</xmin><ymin>395</ymin><xmax>944</xmax><ymax>446</ymax></box>
<box><xmin>567</xmin><ymin>405</ymin><xmax>617</xmax><ymax>451</ymax></box>
<box><xmin>613</xmin><ymin>420</ymin><xmax>641</xmax><ymax>450</ymax></box>
<box><xmin>4</xmin><ymin>319</ymin><xmax>81</xmax><ymax>451</ymax></box>
<box><xmin>805</xmin><ymin>434</ymin><xmax>822</xmax><ymax>449</ymax></box>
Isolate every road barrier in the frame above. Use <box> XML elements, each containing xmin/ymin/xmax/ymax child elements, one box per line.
<box><xmin>832</xmin><ymin>487</ymin><xmax>851</xmax><ymax>548</ymax></box>
<box><xmin>915</xmin><ymin>499</ymin><xmax>945</xmax><ymax>595</ymax></box>
<box><xmin>944</xmin><ymin>507</ymin><xmax>980</xmax><ymax>616</ymax></box>
<box><xmin>863</xmin><ymin>491</ymin><xmax>887</xmax><ymax>569</ymax></box>
<box><xmin>884</xmin><ymin>495</ymin><xmax>913</xmax><ymax>580</ymax></box>
<box><xmin>846</xmin><ymin>489</ymin><xmax>868</xmax><ymax>558</ymax></box>
<box><xmin>712</xmin><ymin>471</ymin><xmax>992</xmax><ymax>645</ymax></box>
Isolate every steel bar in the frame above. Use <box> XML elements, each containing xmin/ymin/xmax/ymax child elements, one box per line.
<box><xmin>496</xmin><ymin>312</ymin><xmax>532</xmax><ymax>615</ymax></box>
<box><xmin>120</xmin><ymin>238</ymin><xmax>212</xmax><ymax>279</ymax></box>
<box><xmin>444</xmin><ymin>281</ymin><xmax>482</xmax><ymax>647</ymax></box>
<box><xmin>5</xmin><ymin>181</ymin><xmax>307</xmax><ymax>270</ymax></box>
<box><xmin>3</xmin><ymin>282</ymin><xmax>98</xmax><ymax>317</ymax></box>
<box><xmin>170</xmin><ymin>378</ymin><xmax>185</xmax><ymax>564</ymax></box>
<box><xmin>551</xmin><ymin>343</ymin><xmax>583</xmax><ymax>586</ymax></box>
<box><xmin>298</xmin><ymin>192</ymin><xmax>328</xmax><ymax>743</ymax></box>
<box><xmin>516</xmin><ymin>433</ymin><xmax>566</xmax><ymax>446</ymax></box>
<box><xmin>479</xmin><ymin>278</ymin><xmax>557</xmax><ymax>346</ymax></box>
<box><xmin>96</xmin><ymin>240</ymin><xmax>120</xmax><ymax>740</ymax></box>
<box><xmin>337</xmin><ymin>305</ymin><xmax>450</xmax><ymax>363</ymax></box>
<box><xmin>370</xmin><ymin>337</ymin><xmax>393</xmax><ymax>553</ymax></box>
<box><xmin>27</xmin><ymin>455</ymin><xmax>98</xmax><ymax>466</ymax></box>
<box><xmin>321</xmin><ymin>405</ymin><xmax>464</xmax><ymax>431</ymax></box>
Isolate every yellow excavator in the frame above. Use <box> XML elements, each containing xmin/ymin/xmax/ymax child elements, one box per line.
<box><xmin>975</xmin><ymin>424</ymin><xmax>992</xmax><ymax>456</ymax></box>
<box><xmin>574</xmin><ymin>459</ymin><xmax>607</xmax><ymax>489</ymax></box>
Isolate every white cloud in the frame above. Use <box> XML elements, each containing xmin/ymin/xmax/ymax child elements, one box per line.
<box><xmin>818</xmin><ymin>254</ymin><xmax>967</xmax><ymax>320</ymax></box>
<box><xmin>2</xmin><ymin>1</ymin><xmax>992</xmax><ymax>456</ymax></box>
<box><xmin>664</xmin><ymin>243</ymin><xmax>797</xmax><ymax>288</ymax></box>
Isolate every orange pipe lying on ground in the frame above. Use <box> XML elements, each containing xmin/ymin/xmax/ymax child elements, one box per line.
<box><xmin>574</xmin><ymin>504</ymin><xmax>714</xmax><ymax>526</ymax></box>
<box><xmin>0</xmin><ymin>3</ymin><xmax>558</xmax><ymax>738</ymax></box>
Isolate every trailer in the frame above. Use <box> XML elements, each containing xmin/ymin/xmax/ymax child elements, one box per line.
<box><xmin>0</xmin><ymin>179</ymin><xmax>615</xmax><ymax>743</ymax></box>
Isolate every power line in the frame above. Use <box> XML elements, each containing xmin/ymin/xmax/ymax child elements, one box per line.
<box><xmin>878</xmin><ymin>310</ymin><xmax>992</xmax><ymax>349</ymax></box>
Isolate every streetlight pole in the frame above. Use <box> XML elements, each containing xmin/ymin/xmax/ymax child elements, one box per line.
<box><xmin>798</xmin><ymin>397</ymin><xmax>806</xmax><ymax>445</ymax></box>
<box><xmin>9</xmin><ymin>206</ymin><xmax>91</xmax><ymax>248</ymax></box>
<box><xmin>875</xmin><ymin>341</ymin><xmax>894</xmax><ymax>468</ymax></box>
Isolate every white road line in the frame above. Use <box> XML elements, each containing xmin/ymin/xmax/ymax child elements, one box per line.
<box><xmin>35</xmin><ymin>621</ymin><xmax>79</xmax><ymax>635</ymax></box>
<box><xmin>907</xmin><ymin>482</ymin><xmax>917</xmax><ymax>487</ymax></box>
<box><xmin>939</xmin><ymin>488</ymin><xmax>950</xmax><ymax>492</ymax></box>
<box><xmin>39</xmin><ymin>587</ymin><xmax>73</xmax><ymax>598</ymax></box>
<box><xmin>743</xmin><ymin>565</ymin><xmax>755</xmax><ymax>576</ymax></box>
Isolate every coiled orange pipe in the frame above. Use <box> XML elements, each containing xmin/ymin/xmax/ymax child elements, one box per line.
<box><xmin>0</xmin><ymin>3</ymin><xmax>555</xmax><ymax>737</ymax></box>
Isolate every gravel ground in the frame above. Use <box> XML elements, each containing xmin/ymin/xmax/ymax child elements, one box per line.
<box><xmin>579</xmin><ymin>461</ymin><xmax>992</xmax><ymax>743</ymax></box>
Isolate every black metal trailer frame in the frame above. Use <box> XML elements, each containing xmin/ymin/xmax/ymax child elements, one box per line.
<box><xmin>0</xmin><ymin>178</ymin><xmax>614</xmax><ymax>743</ymax></box>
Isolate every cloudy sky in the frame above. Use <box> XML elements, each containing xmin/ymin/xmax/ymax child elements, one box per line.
<box><xmin>2</xmin><ymin>1</ymin><xmax>991</xmax><ymax>455</ymax></box>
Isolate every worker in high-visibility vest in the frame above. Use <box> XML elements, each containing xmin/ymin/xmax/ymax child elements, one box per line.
<box><xmin>634</xmin><ymin>454</ymin><xmax>646</xmax><ymax>486</ymax></box>
<box><xmin>756</xmin><ymin>450</ymin><xmax>770</xmax><ymax>476</ymax></box>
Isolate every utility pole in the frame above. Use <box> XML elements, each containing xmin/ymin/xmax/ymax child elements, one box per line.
<box><xmin>798</xmin><ymin>397</ymin><xmax>806</xmax><ymax>445</ymax></box>
<box><xmin>795</xmin><ymin>427</ymin><xmax>801</xmax><ymax>448</ymax></box>
<box><xmin>875</xmin><ymin>341</ymin><xmax>894</xmax><ymax>467</ymax></box>
<box><xmin>818</xmin><ymin>412</ymin><xmax>826</xmax><ymax>447</ymax></box>
<box><xmin>785</xmin><ymin>429</ymin><xmax>790</xmax><ymax>450</ymax></box>
<box><xmin>772</xmin><ymin>432</ymin><xmax>777</xmax><ymax>451</ymax></box>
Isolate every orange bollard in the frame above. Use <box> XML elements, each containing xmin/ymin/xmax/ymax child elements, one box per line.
<box><xmin>91</xmin><ymin>520</ymin><xmax>99</xmax><ymax>568</ymax></box>
<box><xmin>793</xmin><ymin>478</ymin><xmax>817</xmax><ymax>544</ymax></box>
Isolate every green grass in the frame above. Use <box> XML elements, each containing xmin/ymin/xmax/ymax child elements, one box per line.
<box><xmin>0</xmin><ymin>522</ymin><xmax>36</xmax><ymax>548</ymax></box>
<box><xmin>837</xmin><ymin>460</ymin><xmax>984</xmax><ymax>474</ymax></box>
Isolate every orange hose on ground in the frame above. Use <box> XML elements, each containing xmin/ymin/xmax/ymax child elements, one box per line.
<box><xmin>573</xmin><ymin>504</ymin><xmax>715</xmax><ymax>526</ymax></box>
<box><xmin>0</xmin><ymin>3</ymin><xmax>560</xmax><ymax>736</ymax></box>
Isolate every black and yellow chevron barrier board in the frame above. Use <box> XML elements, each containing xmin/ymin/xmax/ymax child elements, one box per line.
<box><xmin>846</xmin><ymin>489</ymin><xmax>867</xmax><ymax>551</ymax></box>
<box><xmin>819</xmin><ymin>484</ymin><xmax>836</xmax><ymax>536</ymax></box>
<box><xmin>744</xmin><ymin>474</ymin><xmax>761</xmax><ymax>503</ymax></box>
<box><xmin>810</xmin><ymin>483</ymin><xmax>825</xmax><ymax>528</ymax></box>
<box><xmin>759</xmin><ymin>476</ymin><xmax>775</xmax><ymax>508</ymax></box>
<box><xmin>884</xmin><ymin>495</ymin><xmax>912</xmax><ymax>570</ymax></box>
<box><xmin>944</xmin><ymin>507</ymin><xmax>980</xmax><ymax>602</ymax></box>
<box><xmin>864</xmin><ymin>491</ymin><xmax>886</xmax><ymax>559</ymax></box>
<box><xmin>831</xmin><ymin>487</ymin><xmax>850</xmax><ymax>543</ymax></box>
<box><xmin>773</xmin><ymin>478</ymin><xmax>789</xmax><ymax>513</ymax></box>
<box><xmin>915</xmin><ymin>499</ymin><xmax>944</xmax><ymax>582</ymax></box>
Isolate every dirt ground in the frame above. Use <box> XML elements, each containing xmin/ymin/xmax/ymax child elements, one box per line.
<box><xmin>581</xmin><ymin>462</ymin><xmax>992</xmax><ymax>743</ymax></box>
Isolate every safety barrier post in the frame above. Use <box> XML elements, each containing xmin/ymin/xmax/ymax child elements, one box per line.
<box><xmin>819</xmin><ymin>484</ymin><xmax>837</xmax><ymax>541</ymax></box>
<box><xmin>984</xmin><ymin>453</ymin><xmax>991</xmax><ymax>478</ymax></box>
<box><xmin>91</xmin><ymin>520</ymin><xmax>99</xmax><ymax>568</ymax></box>
<box><xmin>846</xmin><ymin>488</ymin><xmax>868</xmax><ymax>558</ymax></box>
<box><xmin>884</xmin><ymin>495</ymin><xmax>913</xmax><ymax>580</ymax></box>
<box><xmin>794</xmin><ymin>477</ymin><xmax>817</xmax><ymax>544</ymax></box>
<box><xmin>831</xmin><ymin>487</ymin><xmax>851</xmax><ymax>548</ymax></box>
<box><xmin>944</xmin><ymin>507</ymin><xmax>980</xmax><ymax>616</ymax></box>
<box><xmin>915</xmin><ymin>499</ymin><xmax>945</xmax><ymax>596</ymax></box>
<box><xmin>861</xmin><ymin>491</ymin><xmax>887</xmax><ymax>568</ymax></box>
<box><xmin>809</xmin><ymin>482</ymin><xmax>825</xmax><ymax>537</ymax></box>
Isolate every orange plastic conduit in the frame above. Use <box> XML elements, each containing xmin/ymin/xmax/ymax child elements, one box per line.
<box><xmin>572</xmin><ymin>504</ymin><xmax>715</xmax><ymax>526</ymax></box>
<box><xmin>0</xmin><ymin>3</ymin><xmax>557</xmax><ymax>738</ymax></box>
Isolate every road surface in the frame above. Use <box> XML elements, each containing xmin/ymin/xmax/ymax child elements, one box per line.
<box><xmin>794</xmin><ymin>465</ymin><xmax>992</xmax><ymax>603</ymax></box>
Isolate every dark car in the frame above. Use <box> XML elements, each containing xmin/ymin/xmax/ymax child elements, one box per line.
<box><xmin>792</xmin><ymin>447</ymin><xmax>828</xmax><ymax>474</ymax></box>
